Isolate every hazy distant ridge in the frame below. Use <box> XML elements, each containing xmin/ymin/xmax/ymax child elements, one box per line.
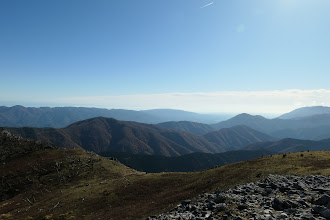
<box><xmin>278</xmin><ymin>106</ymin><xmax>330</xmax><ymax>119</ymax></box>
<box><xmin>0</xmin><ymin>106</ymin><xmax>228</xmax><ymax>128</ymax></box>
<box><xmin>3</xmin><ymin>105</ymin><xmax>330</xmax><ymax>140</ymax></box>
<box><xmin>212</xmin><ymin>112</ymin><xmax>330</xmax><ymax>140</ymax></box>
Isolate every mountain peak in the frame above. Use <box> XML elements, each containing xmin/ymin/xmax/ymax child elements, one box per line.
<box><xmin>231</xmin><ymin>113</ymin><xmax>266</xmax><ymax>120</ymax></box>
<box><xmin>203</xmin><ymin>125</ymin><xmax>275</xmax><ymax>151</ymax></box>
<box><xmin>278</xmin><ymin>106</ymin><xmax>330</xmax><ymax>119</ymax></box>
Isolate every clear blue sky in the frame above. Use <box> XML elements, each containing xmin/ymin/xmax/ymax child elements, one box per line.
<box><xmin>1</xmin><ymin>0</ymin><xmax>330</xmax><ymax>113</ymax></box>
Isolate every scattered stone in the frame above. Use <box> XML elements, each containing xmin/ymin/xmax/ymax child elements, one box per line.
<box><xmin>315</xmin><ymin>195</ymin><xmax>330</xmax><ymax>206</ymax></box>
<box><xmin>181</xmin><ymin>200</ymin><xmax>191</xmax><ymax>206</ymax></box>
<box><xmin>279</xmin><ymin>212</ymin><xmax>288</xmax><ymax>219</ymax></box>
<box><xmin>149</xmin><ymin>175</ymin><xmax>330</xmax><ymax>220</ymax></box>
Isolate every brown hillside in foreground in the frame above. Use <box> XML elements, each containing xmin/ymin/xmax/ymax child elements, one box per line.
<box><xmin>1</xmin><ymin>131</ymin><xmax>329</xmax><ymax>220</ymax></box>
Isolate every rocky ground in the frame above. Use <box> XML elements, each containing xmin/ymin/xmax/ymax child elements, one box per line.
<box><xmin>149</xmin><ymin>175</ymin><xmax>330</xmax><ymax>220</ymax></box>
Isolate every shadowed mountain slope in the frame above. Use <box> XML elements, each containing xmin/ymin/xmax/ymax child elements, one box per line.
<box><xmin>3</xmin><ymin>118</ymin><xmax>276</xmax><ymax>157</ymax></box>
<box><xmin>270</xmin><ymin>125</ymin><xmax>330</xmax><ymax>141</ymax></box>
<box><xmin>244</xmin><ymin>138</ymin><xmax>330</xmax><ymax>153</ymax></box>
<box><xmin>63</xmin><ymin>117</ymin><xmax>221</xmax><ymax>156</ymax></box>
<box><xmin>203</xmin><ymin>125</ymin><xmax>276</xmax><ymax>151</ymax></box>
<box><xmin>3</xmin><ymin>117</ymin><xmax>222</xmax><ymax>157</ymax></box>
<box><xmin>100</xmin><ymin>149</ymin><xmax>272</xmax><ymax>173</ymax></box>
<box><xmin>1</xmin><ymin>126</ymin><xmax>81</xmax><ymax>149</ymax></box>
<box><xmin>158</xmin><ymin>121</ymin><xmax>215</xmax><ymax>135</ymax></box>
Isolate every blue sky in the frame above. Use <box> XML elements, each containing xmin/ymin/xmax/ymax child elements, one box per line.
<box><xmin>1</xmin><ymin>0</ymin><xmax>330</xmax><ymax>113</ymax></box>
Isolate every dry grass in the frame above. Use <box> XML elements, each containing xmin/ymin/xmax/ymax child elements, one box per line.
<box><xmin>0</xmin><ymin>150</ymin><xmax>329</xmax><ymax>220</ymax></box>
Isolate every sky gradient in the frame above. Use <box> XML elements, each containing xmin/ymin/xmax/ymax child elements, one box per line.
<box><xmin>1</xmin><ymin>0</ymin><xmax>330</xmax><ymax>114</ymax></box>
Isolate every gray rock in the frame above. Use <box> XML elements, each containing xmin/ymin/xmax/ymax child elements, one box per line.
<box><xmin>214</xmin><ymin>194</ymin><xmax>226</xmax><ymax>203</ymax></box>
<box><xmin>272</xmin><ymin>198</ymin><xmax>290</xmax><ymax>211</ymax></box>
<box><xmin>312</xmin><ymin>205</ymin><xmax>326</xmax><ymax>214</ymax></box>
<box><xmin>237</xmin><ymin>204</ymin><xmax>248</xmax><ymax>210</ymax></box>
<box><xmin>278</xmin><ymin>212</ymin><xmax>288</xmax><ymax>219</ymax></box>
<box><xmin>214</xmin><ymin>203</ymin><xmax>226</xmax><ymax>212</ymax></box>
<box><xmin>314</xmin><ymin>194</ymin><xmax>330</xmax><ymax>206</ymax></box>
<box><xmin>293</xmin><ymin>182</ymin><xmax>306</xmax><ymax>191</ymax></box>
<box><xmin>321</xmin><ymin>209</ymin><xmax>330</xmax><ymax>220</ymax></box>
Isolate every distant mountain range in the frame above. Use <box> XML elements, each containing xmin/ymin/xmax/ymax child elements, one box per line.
<box><xmin>212</xmin><ymin>113</ymin><xmax>330</xmax><ymax>140</ymax></box>
<box><xmin>2</xmin><ymin>105</ymin><xmax>330</xmax><ymax>141</ymax></box>
<box><xmin>4</xmin><ymin>115</ymin><xmax>330</xmax><ymax>161</ymax></box>
<box><xmin>3</xmin><ymin>117</ymin><xmax>217</xmax><ymax>156</ymax></box>
<box><xmin>0</xmin><ymin>105</ymin><xmax>228</xmax><ymax>128</ymax></box>
<box><xmin>213</xmin><ymin>113</ymin><xmax>279</xmax><ymax>132</ymax></box>
<box><xmin>270</xmin><ymin>126</ymin><xmax>330</xmax><ymax>141</ymax></box>
<box><xmin>278</xmin><ymin>106</ymin><xmax>330</xmax><ymax>119</ymax></box>
<box><xmin>2</xmin><ymin>111</ymin><xmax>330</xmax><ymax>174</ymax></box>
<box><xmin>157</xmin><ymin>111</ymin><xmax>330</xmax><ymax>140</ymax></box>
<box><xmin>2</xmin><ymin>117</ymin><xmax>275</xmax><ymax>157</ymax></box>
<box><xmin>203</xmin><ymin>125</ymin><xmax>276</xmax><ymax>151</ymax></box>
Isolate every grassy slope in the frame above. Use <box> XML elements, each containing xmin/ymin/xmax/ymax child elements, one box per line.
<box><xmin>1</xmin><ymin>148</ymin><xmax>329</xmax><ymax>220</ymax></box>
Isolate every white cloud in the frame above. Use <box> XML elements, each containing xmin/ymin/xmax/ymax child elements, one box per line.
<box><xmin>201</xmin><ymin>2</ymin><xmax>214</xmax><ymax>8</ymax></box>
<box><xmin>2</xmin><ymin>89</ymin><xmax>330</xmax><ymax>114</ymax></box>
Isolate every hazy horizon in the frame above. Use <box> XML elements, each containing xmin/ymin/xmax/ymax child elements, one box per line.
<box><xmin>2</xmin><ymin>89</ymin><xmax>330</xmax><ymax>115</ymax></box>
<box><xmin>2</xmin><ymin>102</ymin><xmax>330</xmax><ymax>119</ymax></box>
